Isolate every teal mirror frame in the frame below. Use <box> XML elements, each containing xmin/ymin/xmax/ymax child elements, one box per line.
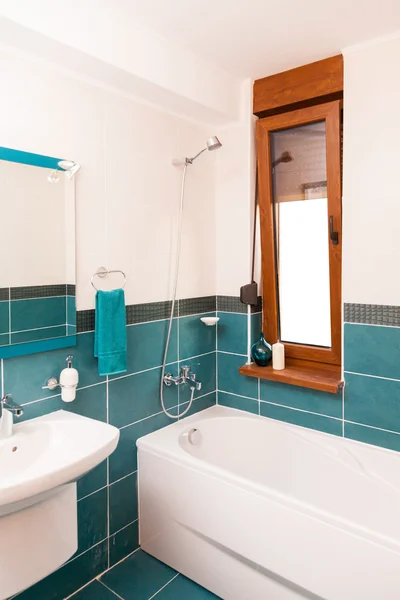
<box><xmin>0</xmin><ymin>146</ymin><xmax>77</xmax><ymax>358</ymax></box>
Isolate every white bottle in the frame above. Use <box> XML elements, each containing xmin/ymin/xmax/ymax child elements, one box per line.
<box><xmin>272</xmin><ymin>342</ymin><xmax>285</xmax><ymax>370</ymax></box>
<box><xmin>59</xmin><ymin>355</ymin><xmax>79</xmax><ymax>402</ymax></box>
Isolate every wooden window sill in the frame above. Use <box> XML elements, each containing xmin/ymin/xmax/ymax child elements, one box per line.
<box><xmin>239</xmin><ymin>358</ymin><xmax>343</xmax><ymax>394</ymax></box>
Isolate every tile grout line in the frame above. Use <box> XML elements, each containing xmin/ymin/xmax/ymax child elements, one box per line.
<box><xmin>106</xmin><ymin>374</ymin><xmax>110</xmax><ymax>570</ymax></box>
<box><xmin>111</xmin><ymin>518</ymin><xmax>138</xmax><ymax>537</ymax></box>
<box><xmin>344</xmin><ymin>370</ymin><xmax>400</xmax><ymax>383</ymax></box>
<box><xmin>147</xmin><ymin>573</ymin><xmax>180</xmax><ymax>600</ymax></box>
<box><xmin>98</xmin><ymin>579</ymin><xmax>126</xmax><ymax>600</ymax></box>
<box><xmin>118</xmin><ymin>390</ymin><xmax>216</xmax><ymax>430</ymax></box>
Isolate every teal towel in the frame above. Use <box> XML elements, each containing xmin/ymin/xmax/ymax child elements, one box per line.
<box><xmin>94</xmin><ymin>289</ymin><xmax>127</xmax><ymax>376</ymax></box>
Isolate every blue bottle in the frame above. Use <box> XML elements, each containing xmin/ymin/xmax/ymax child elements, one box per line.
<box><xmin>251</xmin><ymin>332</ymin><xmax>272</xmax><ymax>366</ymax></box>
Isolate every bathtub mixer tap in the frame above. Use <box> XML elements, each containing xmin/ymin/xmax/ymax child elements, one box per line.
<box><xmin>163</xmin><ymin>365</ymin><xmax>202</xmax><ymax>391</ymax></box>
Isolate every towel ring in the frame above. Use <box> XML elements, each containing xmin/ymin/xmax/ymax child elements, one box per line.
<box><xmin>91</xmin><ymin>268</ymin><xmax>127</xmax><ymax>291</ymax></box>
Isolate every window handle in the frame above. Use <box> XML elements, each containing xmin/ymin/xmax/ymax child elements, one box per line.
<box><xmin>329</xmin><ymin>216</ymin><xmax>339</xmax><ymax>245</ymax></box>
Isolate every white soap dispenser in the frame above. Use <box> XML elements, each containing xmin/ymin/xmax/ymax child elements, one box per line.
<box><xmin>59</xmin><ymin>355</ymin><xmax>79</xmax><ymax>402</ymax></box>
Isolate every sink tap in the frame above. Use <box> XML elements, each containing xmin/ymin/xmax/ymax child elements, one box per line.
<box><xmin>0</xmin><ymin>394</ymin><xmax>24</xmax><ymax>440</ymax></box>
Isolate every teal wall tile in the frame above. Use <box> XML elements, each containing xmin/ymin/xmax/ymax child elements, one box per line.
<box><xmin>67</xmin><ymin>295</ymin><xmax>76</xmax><ymax>326</ymax></box>
<box><xmin>11</xmin><ymin>296</ymin><xmax>66</xmax><ymax>331</ymax></box>
<box><xmin>344</xmin><ymin>372</ymin><xmax>400</xmax><ymax>433</ymax></box>
<box><xmin>109</xmin><ymin>521</ymin><xmax>139</xmax><ymax>567</ymax></box>
<box><xmin>217</xmin><ymin>312</ymin><xmax>247</xmax><ymax>355</ymax></box>
<box><xmin>179</xmin><ymin>392</ymin><xmax>216</xmax><ymax>417</ymax></box>
<box><xmin>344</xmin><ymin>422</ymin><xmax>400</xmax><ymax>452</ymax></box>
<box><xmin>217</xmin><ymin>352</ymin><xmax>258</xmax><ymax>399</ymax></box>
<box><xmin>109</xmin><ymin>412</ymin><xmax>170</xmax><ymax>483</ymax></box>
<box><xmin>20</xmin><ymin>383</ymin><xmax>107</xmax><ymax>423</ymax></box>
<box><xmin>0</xmin><ymin>300</ymin><xmax>9</xmax><ymax>334</ymax></box>
<box><xmin>0</xmin><ymin>333</ymin><xmax>9</xmax><ymax>346</ymax></box>
<box><xmin>3</xmin><ymin>331</ymin><xmax>103</xmax><ymax>405</ymax></box>
<box><xmin>77</xmin><ymin>460</ymin><xmax>107</xmax><ymax>500</ymax></box>
<box><xmin>109</xmin><ymin>472</ymin><xmax>138</xmax><ymax>535</ymax></box>
<box><xmin>76</xmin><ymin>488</ymin><xmax>108</xmax><ymax>556</ymax></box>
<box><xmin>120</xmin><ymin>319</ymin><xmax>178</xmax><ymax>377</ymax></box>
<box><xmin>344</xmin><ymin>323</ymin><xmax>400</xmax><ymax>379</ymax></box>
<box><xmin>218</xmin><ymin>391</ymin><xmax>258</xmax><ymax>414</ymax></box>
<box><xmin>100</xmin><ymin>550</ymin><xmax>177</xmax><ymax>600</ymax></box>
<box><xmin>15</xmin><ymin>540</ymin><xmax>108</xmax><ymax>600</ymax></box>
<box><xmin>260</xmin><ymin>380</ymin><xmax>341</xmax><ymax>418</ymax></box>
<box><xmin>260</xmin><ymin>402</ymin><xmax>342</xmax><ymax>436</ymax></box>
<box><xmin>251</xmin><ymin>312</ymin><xmax>263</xmax><ymax>346</ymax></box>
<box><xmin>179</xmin><ymin>313</ymin><xmax>216</xmax><ymax>359</ymax></box>
<box><xmin>109</xmin><ymin>367</ymin><xmax>178</xmax><ymax>428</ymax></box>
<box><xmin>71</xmin><ymin>580</ymin><xmax>118</xmax><ymax>600</ymax></box>
<box><xmin>11</xmin><ymin>324</ymin><xmax>67</xmax><ymax>344</ymax></box>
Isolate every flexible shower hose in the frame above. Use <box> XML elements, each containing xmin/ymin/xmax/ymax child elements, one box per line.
<box><xmin>160</xmin><ymin>163</ymin><xmax>195</xmax><ymax>419</ymax></box>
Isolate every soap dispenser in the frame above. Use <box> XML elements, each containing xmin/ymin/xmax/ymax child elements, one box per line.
<box><xmin>59</xmin><ymin>355</ymin><xmax>79</xmax><ymax>402</ymax></box>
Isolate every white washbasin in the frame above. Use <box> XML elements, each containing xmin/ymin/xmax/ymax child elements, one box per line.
<box><xmin>0</xmin><ymin>410</ymin><xmax>119</xmax><ymax>516</ymax></box>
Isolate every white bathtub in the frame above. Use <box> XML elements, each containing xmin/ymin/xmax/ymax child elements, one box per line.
<box><xmin>137</xmin><ymin>405</ymin><xmax>400</xmax><ymax>599</ymax></box>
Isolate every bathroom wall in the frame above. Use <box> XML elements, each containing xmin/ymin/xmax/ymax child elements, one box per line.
<box><xmin>341</xmin><ymin>32</ymin><xmax>400</xmax><ymax>451</ymax></box>
<box><xmin>0</xmin><ymin>44</ymin><xmax>218</xmax><ymax>599</ymax></box>
<box><xmin>215</xmin><ymin>34</ymin><xmax>400</xmax><ymax>454</ymax></box>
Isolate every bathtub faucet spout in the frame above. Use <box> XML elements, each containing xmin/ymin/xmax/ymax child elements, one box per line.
<box><xmin>163</xmin><ymin>366</ymin><xmax>202</xmax><ymax>392</ymax></box>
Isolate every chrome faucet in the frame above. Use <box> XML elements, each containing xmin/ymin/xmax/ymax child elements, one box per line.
<box><xmin>0</xmin><ymin>394</ymin><xmax>24</xmax><ymax>440</ymax></box>
<box><xmin>163</xmin><ymin>365</ymin><xmax>202</xmax><ymax>391</ymax></box>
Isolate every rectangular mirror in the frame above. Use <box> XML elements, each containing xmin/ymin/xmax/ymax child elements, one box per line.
<box><xmin>0</xmin><ymin>147</ymin><xmax>76</xmax><ymax>357</ymax></box>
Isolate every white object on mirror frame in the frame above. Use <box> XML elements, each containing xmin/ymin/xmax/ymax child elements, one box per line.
<box><xmin>200</xmin><ymin>317</ymin><xmax>220</xmax><ymax>327</ymax></box>
<box><xmin>272</xmin><ymin>342</ymin><xmax>285</xmax><ymax>370</ymax></box>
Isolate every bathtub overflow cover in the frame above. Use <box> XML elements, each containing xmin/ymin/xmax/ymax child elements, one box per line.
<box><xmin>188</xmin><ymin>428</ymin><xmax>201</xmax><ymax>445</ymax></box>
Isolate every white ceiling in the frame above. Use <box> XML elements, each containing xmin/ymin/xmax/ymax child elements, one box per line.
<box><xmin>122</xmin><ymin>0</ymin><xmax>400</xmax><ymax>78</ymax></box>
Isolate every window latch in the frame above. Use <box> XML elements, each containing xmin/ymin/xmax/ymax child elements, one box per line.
<box><xmin>329</xmin><ymin>216</ymin><xmax>339</xmax><ymax>245</ymax></box>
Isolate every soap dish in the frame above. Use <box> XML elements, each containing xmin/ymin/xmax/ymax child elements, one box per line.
<box><xmin>200</xmin><ymin>317</ymin><xmax>220</xmax><ymax>327</ymax></box>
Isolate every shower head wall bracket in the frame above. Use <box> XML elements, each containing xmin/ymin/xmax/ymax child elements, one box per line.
<box><xmin>172</xmin><ymin>136</ymin><xmax>222</xmax><ymax>167</ymax></box>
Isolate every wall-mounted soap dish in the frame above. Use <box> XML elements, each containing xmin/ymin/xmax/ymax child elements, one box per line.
<box><xmin>200</xmin><ymin>317</ymin><xmax>220</xmax><ymax>327</ymax></box>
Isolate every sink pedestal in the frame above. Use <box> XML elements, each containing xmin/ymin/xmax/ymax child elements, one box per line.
<box><xmin>0</xmin><ymin>483</ymin><xmax>77</xmax><ymax>599</ymax></box>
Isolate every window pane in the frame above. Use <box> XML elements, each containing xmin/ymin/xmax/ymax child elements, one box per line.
<box><xmin>271</xmin><ymin>121</ymin><xmax>331</xmax><ymax>348</ymax></box>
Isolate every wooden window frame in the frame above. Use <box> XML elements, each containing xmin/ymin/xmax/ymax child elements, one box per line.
<box><xmin>256</xmin><ymin>100</ymin><xmax>342</xmax><ymax>367</ymax></box>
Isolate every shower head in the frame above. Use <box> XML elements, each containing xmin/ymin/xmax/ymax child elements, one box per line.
<box><xmin>206</xmin><ymin>136</ymin><xmax>222</xmax><ymax>152</ymax></box>
<box><xmin>172</xmin><ymin>136</ymin><xmax>222</xmax><ymax>166</ymax></box>
<box><xmin>272</xmin><ymin>151</ymin><xmax>293</xmax><ymax>168</ymax></box>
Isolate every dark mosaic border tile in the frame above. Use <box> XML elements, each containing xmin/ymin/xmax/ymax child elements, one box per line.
<box><xmin>126</xmin><ymin>301</ymin><xmax>176</xmax><ymax>325</ymax></box>
<box><xmin>179</xmin><ymin>296</ymin><xmax>216</xmax><ymax>317</ymax></box>
<box><xmin>11</xmin><ymin>284</ymin><xmax>67</xmax><ymax>300</ymax></box>
<box><xmin>344</xmin><ymin>303</ymin><xmax>400</xmax><ymax>327</ymax></box>
<box><xmin>77</xmin><ymin>309</ymin><xmax>95</xmax><ymax>333</ymax></box>
<box><xmin>217</xmin><ymin>295</ymin><xmax>262</xmax><ymax>314</ymax></box>
<box><xmin>0</xmin><ymin>288</ymin><xmax>9</xmax><ymax>301</ymax></box>
<box><xmin>77</xmin><ymin>296</ymin><xmax>219</xmax><ymax>333</ymax></box>
<box><xmin>67</xmin><ymin>284</ymin><xmax>76</xmax><ymax>296</ymax></box>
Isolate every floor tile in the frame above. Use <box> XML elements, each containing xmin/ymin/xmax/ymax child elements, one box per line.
<box><xmin>155</xmin><ymin>574</ymin><xmax>220</xmax><ymax>599</ymax></box>
<box><xmin>100</xmin><ymin>549</ymin><xmax>177</xmax><ymax>600</ymax></box>
<box><xmin>70</xmin><ymin>580</ymin><xmax>118</xmax><ymax>600</ymax></box>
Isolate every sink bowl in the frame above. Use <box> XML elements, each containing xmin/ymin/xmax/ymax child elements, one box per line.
<box><xmin>0</xmin><ymin>410</ymin><xmax>119</xmax><ymax>516</ymax></box>
<box><xmin>0</xmin><ymin>410</ymin><xmax>119</xmax><ymax>599</ymax></box>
